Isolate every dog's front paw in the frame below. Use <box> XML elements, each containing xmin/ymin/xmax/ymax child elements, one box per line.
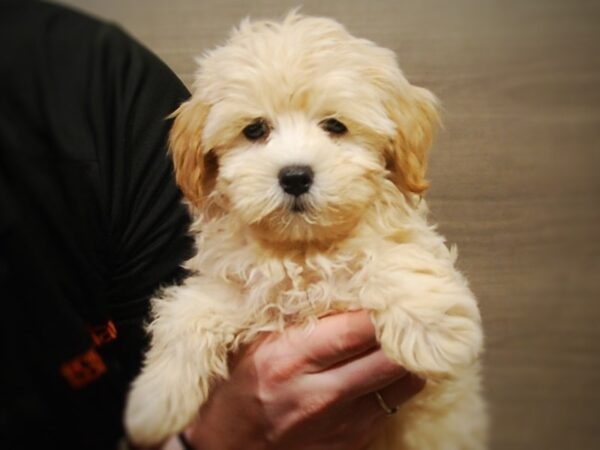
<box><xmin>124</xmin><ymin>364</ymin><xmax>205</xmax><ymax>446</ymax></box>
<box><xmin>124</xmin><ymin>278</ymin><xmax>240</xmax><ymax>446</ymax></box>
<box><xmin>372</xmin><ymin>296</ymin><xmax>483</xmax><ymax>378</ymax></box>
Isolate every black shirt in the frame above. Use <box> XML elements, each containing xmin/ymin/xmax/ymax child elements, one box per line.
<box><xmin>0</xmin><ymin>1</ymin><xmax>193</xmax><ymax>448</ymax></box>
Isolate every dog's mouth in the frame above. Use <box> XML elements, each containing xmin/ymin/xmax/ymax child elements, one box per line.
<box><xmin>291</xmin><ymin>198</ymin><xmax>306</xmax><ymax>213</ymax></box>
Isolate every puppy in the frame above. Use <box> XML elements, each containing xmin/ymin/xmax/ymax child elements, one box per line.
<box><xmin>125</xmin><ymin>12</ymin><xmax>486</xmax><ymax>449</ymax></box>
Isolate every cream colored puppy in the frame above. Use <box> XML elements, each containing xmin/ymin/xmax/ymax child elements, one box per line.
<box><xmin>125</xmin><ymin>12</ymin><xmax>486</xmax><ymax>449</ymax></box>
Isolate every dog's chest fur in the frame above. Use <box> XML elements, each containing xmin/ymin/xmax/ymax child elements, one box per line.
<box><xmin>185</xmin><ymin>209</ymin><xmax>450</xmax><ymax>339</ymax></box>
<box><xmin>190</xmin><ymin>232</ymin><xmax>373</xmax><ymax>327</ymax></box>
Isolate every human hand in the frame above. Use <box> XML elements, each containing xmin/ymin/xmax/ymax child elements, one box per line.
<box><xmin>180</xmin><ymin>310</ymin><xmax>425</xmax><ymax>450</ymax></box>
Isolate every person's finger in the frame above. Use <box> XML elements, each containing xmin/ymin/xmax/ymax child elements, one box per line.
<box><xmin>304</xmin><ymin>347</ymin><xmax>407</xmax><ymax>399</ymax></box>
<box><xmin>285</xmin><ymin>311</ymin><xmax>379</xmax><ymax>372</ymax></box>
<box><xmin>354</xmin><ymin>373</ymin><xmax>426</xmax><ymax>420</ymax></box>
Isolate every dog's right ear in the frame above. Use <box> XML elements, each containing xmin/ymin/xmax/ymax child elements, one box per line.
<box><xmin>169</xmin><ymin>99</ymin><xmax>215</xmax><ymax>209</ymax></box>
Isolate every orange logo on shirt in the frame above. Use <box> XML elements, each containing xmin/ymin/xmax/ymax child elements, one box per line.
<box><xmin>60</xmin><ymin>347</ymin><xmax>107</xmax><ymax>389</ymax></box>
<box><xmin>60</xmin><ymin>320</ymin><xmax>118</xmax><ymax>389</ymax></box>
<box><xmin>89</xmin><ymin>320</ymin><xmax>117</xmax><ymax>346</ymax></box>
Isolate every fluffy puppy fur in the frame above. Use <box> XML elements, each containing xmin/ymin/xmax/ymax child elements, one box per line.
<box><xmin>125</xmin><ymin>12</ymin><xmax>486</xmax><ymax>449</ymax></box>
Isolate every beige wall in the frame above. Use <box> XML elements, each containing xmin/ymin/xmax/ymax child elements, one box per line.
<box><xmin>59</xmin><ymin>1</ymin><xmax>600</xmax><ymax>448</ymax></box>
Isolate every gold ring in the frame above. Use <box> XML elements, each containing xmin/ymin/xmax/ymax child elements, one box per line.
<box><xmin>375</xmin><ymin>391</ymin><xmax>398</xmax><ymax>416</ymax></box>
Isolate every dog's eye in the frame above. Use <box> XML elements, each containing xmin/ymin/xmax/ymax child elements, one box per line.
<box><xmin>320</xmin><ymin>118</ymin><xmax>348</xmax><ymax>135</ymax></box>
<box><xmin>243</xmin><ymin>119</ymin><xmax>269</xmax><ymax>141</ymax></box>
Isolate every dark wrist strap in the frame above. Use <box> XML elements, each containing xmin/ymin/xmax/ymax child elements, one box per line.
<box><xmin>178</xmin><ymin>432</ymin><xmax>195</xmax><ymax>450</ymax></box>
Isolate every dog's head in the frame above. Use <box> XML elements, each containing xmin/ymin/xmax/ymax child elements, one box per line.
<box><xmin>170</xmin><ymin>13</ymin><xmax>439</xmax><ymax>245</ymax></box>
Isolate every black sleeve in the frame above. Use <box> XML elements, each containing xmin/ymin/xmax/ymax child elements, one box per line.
<box><xmin>0</xmin><ymin>2</ymin><xmax>193</xmax><ymax>448</ymax></box>
<box><xmin>94</xmin><ymin>23</ymin><xmax>194</xmax><ymax>312</ymax></box>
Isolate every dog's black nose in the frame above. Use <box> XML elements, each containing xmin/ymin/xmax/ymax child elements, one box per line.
<box><xmin>278</xmin><ymin>165</ymin><xmax>314</xmax><ymax>197</ymax></box>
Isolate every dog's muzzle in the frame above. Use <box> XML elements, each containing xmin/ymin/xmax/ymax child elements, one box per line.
<box><xmin>278</xmin><ymin>165</ymin><xmax>313</xmax><ymax>197</ymax></box>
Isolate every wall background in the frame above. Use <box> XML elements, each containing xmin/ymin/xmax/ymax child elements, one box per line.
<box><xmin>59</xmin><ymin>1</ymin><xmax>600</xmax><ymax>449</ymax></box>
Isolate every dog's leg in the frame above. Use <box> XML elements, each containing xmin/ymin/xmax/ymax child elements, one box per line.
<box><xmin>364</xmin><ymin>248</ymin><xmax>483</xmax><ymax>378</ymax></box>
<box><xmin>124</xmin><ymin>277</ymin><xmax>241</xmax><ymax>446</ymax></box>
<box><xmin>371</xmin><ymin>275</ymin><xmax>482</xmax><ymax>377</ymax></box>
<box><xmin>364</xmin><ymin>250</ymin><xmax>486</xmax><ymax>449</ymax></box>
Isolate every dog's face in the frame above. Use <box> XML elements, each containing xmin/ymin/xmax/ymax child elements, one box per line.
<box><xmin>170</xmin><ymin>14</ymin><xmax>438</xmax><ymax>245</ymax></box>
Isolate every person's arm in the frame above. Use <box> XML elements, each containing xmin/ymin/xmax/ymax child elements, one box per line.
<box><xmin>172</xmin><ymin>311</ymin><xmax>424</xmax><ymax>450</ymax></box>
<box><xmin>0</xmin><ymin>3</ymin><xmax>193</xmax><ymax>448</ymax></box>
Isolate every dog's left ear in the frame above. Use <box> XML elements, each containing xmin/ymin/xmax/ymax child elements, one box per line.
<box><xmin>385</xmin><ymin>85</ymin><xmax>440</xmax><ymax>198</ymax></box>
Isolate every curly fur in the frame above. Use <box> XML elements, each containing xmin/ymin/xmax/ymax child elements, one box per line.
<box><xmin>125</xmin><ymin>12</ymin><xmax>487</xmax><ymax>449</ymax></box>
